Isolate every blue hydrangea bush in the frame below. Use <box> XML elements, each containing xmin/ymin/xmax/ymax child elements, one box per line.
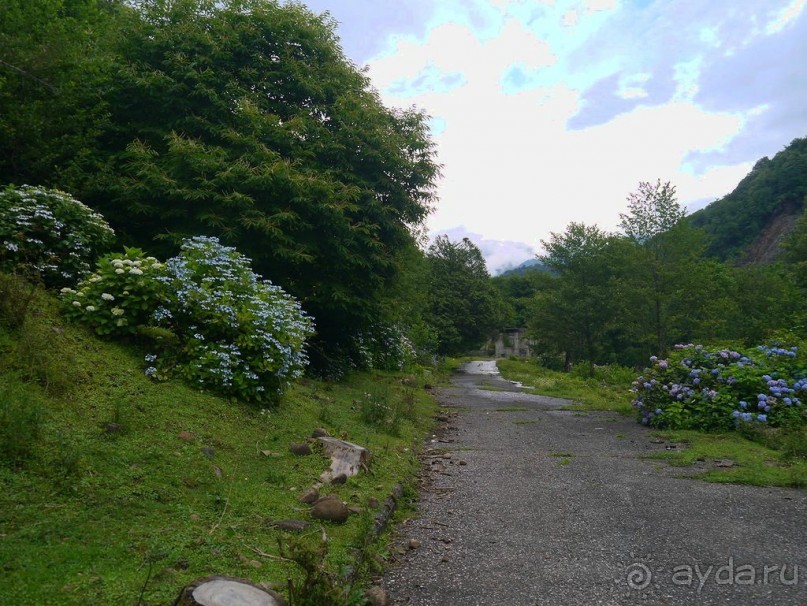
<box><xmin>631</xmin><ymin>343</ymin><xmax>806</xmax><ymax>431</ymax></box>
<box><xmin>61</xmin><ymin>248</ymin><xmax>166</xmax><ymax>336</ymax></box>
<box><xmin>0</xmin><ymin>185</ymin><xmax>115</xmax><ymax>288</ymax></box>
<box><xmin>147</xmin><ymin>237</ymin><xmax>314</xmax><ymax>402</ymax></box>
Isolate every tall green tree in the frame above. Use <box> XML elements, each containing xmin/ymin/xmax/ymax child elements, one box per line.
<box><xmin>618</xmin><ymin>181</ymin><xmax>704</xmax><ymax>357</ymax></box>
<box><xmin>0</xmin><ymin>0</ymin><xmax>120</xmax><ymax>185</ymax></box>
<box><xmin>2</xmin><ymin>0</ymin><xmax>441</xmax><ymax>369</ymax></box>
<box><xmin>531</xmin><ymin>223</ymin><xmax>619</xmax><ymax>373</ymax></box>
<box><xmin>491</xmin><ymin>269</ymin><xmax>553</xmax><ymax>328</ymax></box>
<box><xmin>424</xmin><ymin>236</ymin><xmax>503</xmax><ymax>355</ymax></box>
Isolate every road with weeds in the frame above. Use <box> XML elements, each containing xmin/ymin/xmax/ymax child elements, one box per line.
<box><xmin>381</xmin><ymin>361</ymin><xmax>807</xmax><ymax>605</ymax></box>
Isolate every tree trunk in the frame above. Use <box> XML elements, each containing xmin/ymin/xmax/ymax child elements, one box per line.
<box><xmin>173</xmin><ymin>576</ymin><xmax>286</xmax><ymax>606</ymax></box>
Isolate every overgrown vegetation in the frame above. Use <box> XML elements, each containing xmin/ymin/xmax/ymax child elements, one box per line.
<box><xmin>648</xmin><ymin>430</ymin><xmax>807</xmax><ymax>488</ymax></box>
<box><xmin>0</xmin><ymin>184</ymin><xmax>114</xmax><ymax>288</ymax></box>
<box><xmin>0</xmin><ymin>0</ymin><xmax>442</xmax><ymax>374</ymax></box>
<box><xmin>493</xmin><ymin>177</ymin><xmax>806</xmax><ymax>370</ymax></box>
<box><xmin>631</xmin><ymin>342</ymin><xmax>806</xmax><ymax>431</ymax></box>
<box><xmin>0</xmin><ymin>279</ymin><xmax>438</xmax><ymax>605</ymax></box>
<box><xmin>496</xmin><ymin>358</ymin><xmax>634</xmax><ymax>413</ymax></box>
<box><xmin>689</xmin><ymin>136</ymin><xmax>807</xmax><ymax>261</ymax></box>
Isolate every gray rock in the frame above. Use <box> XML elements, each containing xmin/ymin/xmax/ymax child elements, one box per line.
<box><xmin>311</xmin><ymin>427</ymin><xmax>330</xmax><ymax>438</ymax></box>
<box><xmin>289</xmin><ymin>442</ymin><xmax>312</xmax><ymax>456</ymax></box>
<box><xmin>298</xmin><ymin>487</ymin><xmax>319</xmax><ymax>504</ymax></box>
<box><xmin>310</xmin><ymin>496</ymin><xmax>350</xmax><ymax>523</ymax></box>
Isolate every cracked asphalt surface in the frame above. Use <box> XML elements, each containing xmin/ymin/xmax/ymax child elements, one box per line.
<box><xmin>381</xmin><ymin>361</ymin><xmax>807</xmax><ymax>605</ymax></box>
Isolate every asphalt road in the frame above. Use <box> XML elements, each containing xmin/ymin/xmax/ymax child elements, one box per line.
<box><xmin>381</xmin><ymin>361</ymin><xmax>807</xmax><ymax>605</ymax></box>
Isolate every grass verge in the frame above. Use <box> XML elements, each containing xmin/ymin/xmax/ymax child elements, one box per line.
<box><xmin>0</xmin><ymin>282</ymin><xmax>439</xmax><ymax>605</ymax></box>
<box><xmin>496</xmin><ymin>358</ymin><xmax>633</xmax><ymax>414</ymax></box>
<box><xmin>648</xmin><ymin>430</ymin><xmax>807</xmax><ymax>488</ymax></box>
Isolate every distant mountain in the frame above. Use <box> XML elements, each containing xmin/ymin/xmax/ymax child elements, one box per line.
<box><xmin>689</xmin><ymin>136</ymin><xmax>807</xmax><ymax>263</ymax></box>
<box><xmin>497</xmin><ymin>258</ymin><xmax>550</xmax><ymax>277</ymax></box>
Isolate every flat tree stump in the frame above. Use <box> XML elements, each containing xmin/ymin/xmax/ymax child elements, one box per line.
<box><xmin>174</xmin><ymin>575</ymin><xmax>285</xmax><ymax>606</ymax></box>
<box><xmin>317</xmin><ymin>437</ymin><xmax>369</xmax><ymax>482</ymax></box>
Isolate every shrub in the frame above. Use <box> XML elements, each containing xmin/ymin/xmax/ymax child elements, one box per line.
<box><xmin>148</xmin><ymin>236</ymin><xmax>314</xmax><ymax>402</ymax></box>
<box><xmin>0</xmin><ymin>185</ymin><xmax>114</xmax><ymax>288</ymax></box>
<box><xmin>60</xmin><ymin>248</ymin><xmax>166</xmax><ymax>337</ymax></box>
<box><xmin>631</xmin><ymin>343</ymin><xmax>806</xmax><ymax>431</ymax></box>
<box><xmin>359</xmin><ymin>388</ymin><xmax>402</xmax><ymax>435</ymax></box>
<box><xmin>352</xmin><ymin>323</ymin><xmax>416</xmax><ymax>372</ymax></box>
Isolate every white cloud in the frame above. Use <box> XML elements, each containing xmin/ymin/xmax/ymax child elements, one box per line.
<box><xmin>432</xmin><ymin>226</ymin><xmax>536</xmax><ymax>274</ymax></box>
<box><xmin>367</xmin><ymin>13</ymin><xmax>754</xmax><ymax>251</ymax></box>
<box><xmin>766</xmin><ymin>0</ymin><xmax>807</xmax><ymax>34</ymax></box>
<box><xmin>584</xmin><ymin>0</ymin><xmax>619</xmax><ymax>13</ymax></box>
<box><xmin>324</xmin><ymin>0</ymin><xmax>807</xmax><ymax>272</ymax></box>
<box><xmin>617</xmin><ymin>72</ymin><xmax>651</xmax><ymax>99</ymax></box>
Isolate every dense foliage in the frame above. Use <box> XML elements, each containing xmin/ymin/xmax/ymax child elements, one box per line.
<box><xmin>496</xmin><ymin>179</ymin><xmax>806</xmax><ymax>371</ymax></box>
<box><xmin>151</xmin><ymin>237</ymin><xmax>314</xmax><ymax>401</ymax></box>
<box><xmin>0</xmin><ymin>185</ymin><xmax>114</xmax><ymax>287</ymax></box>
<box><xmin>0</xmin><ymin>0</ymin><xmax>440</xmax><ymax>373</ymax></box>
<box><xmin>424</xmin><ymin>236</ymin><xmax>504</xmax><ymax>355</ymax></box>
<box><xmin>62</xmin><ymin>237</ymin><xmax>313</xmax><ymax>402</ymax></box>
<box><xmin>631</xmin><ymin>343</ymin><xmax>806</xmax><ymax>431</ymax></box>
<box><xmin>61</xmin><ymin>248</ymin><xmax>165</xmax><ymax>336</ymax></box>
<box><xmin>689</xmin><ymin>136</ymin><xmax>807</xmax><ymax>261</ymax></box>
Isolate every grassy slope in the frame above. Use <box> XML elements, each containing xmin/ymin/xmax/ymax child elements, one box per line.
<box><xmin>0</xmin><ymin>284</ymin><xmax>437</xmax><ymax>605</ymax></box>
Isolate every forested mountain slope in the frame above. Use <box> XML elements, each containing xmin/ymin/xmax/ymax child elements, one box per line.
<box><xmin>689</xmin><ymin>136</ymin><xmax>807</xmax><ymax>263</ymax></box>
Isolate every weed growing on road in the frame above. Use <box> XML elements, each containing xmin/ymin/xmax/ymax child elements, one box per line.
<box><xmin>497</xmin><ymin>359</ymin><xmax>633</xmax><ymax>413</ymax></box>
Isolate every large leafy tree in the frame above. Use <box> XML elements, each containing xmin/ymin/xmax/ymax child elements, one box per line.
<box><xmin>618</xmin><ymin>181</ymin><xmax>705</xmax><ymax>357</ymax></box>
<box><xmin>530</xmin><ymin>223</ymin><xmax>619</xmax><ymax>373</ymax></box>
<box><xmin>0</xmin><ymin>0</ymin><xmax>120</xmax><ymax>185</ymax></box>
<box><xmin>424</xmin><ymin>236</ymin><xmax>503</xmax><ymax>355</ymax></box>
<box><xmin>2</xmin><ymin>0</ymin><xmax>440</xmax><ymax>368</ymax></box>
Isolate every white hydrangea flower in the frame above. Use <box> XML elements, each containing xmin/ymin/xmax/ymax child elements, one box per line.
<box><xmin>101</xmin><ymin>293</ymin><xmax>115</xmax><ymax>301</ymax></box>
<box><xmin>72</xmin><ymin>300</ymin><xmax>81</xmax><ymax>307</ymax></box>
<box><xmin>111</xmin><ymin>307</ymin><xmax>125</xmax><ymax>316</ymax></box>
<box><xmin>129</xmin><ymin>268</ymin><xmax>144</xmax><ymax>275</ymax></box>
<box><xmin>85</xmin><ymin>305</ymin><xmax>96</xmax><ymax>312</ymax></box>
<box><xmin>115</xmin><ymin>268</ymin><xmax>125</xmax><ymax>274</ymax></box>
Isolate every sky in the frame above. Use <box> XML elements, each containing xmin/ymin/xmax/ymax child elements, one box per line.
<box><xmin>297</xmin><ymin>0</ymin><xmax>807</xmax><ymax>274</ymax></box>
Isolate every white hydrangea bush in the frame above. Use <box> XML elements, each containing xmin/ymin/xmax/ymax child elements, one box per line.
<box><xmin>0</xmin><ymin>185</ymin><xmax>115</xmax><ymax>288</ymax></box>
<box><xmin>61</xmin><ymin>248</ymin><xmax>166</xmax><ymax>336</ymax></box>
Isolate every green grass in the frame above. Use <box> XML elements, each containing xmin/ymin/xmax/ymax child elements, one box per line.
<box><xmin>496</xmin><ymin>359</ymin><xmax>634</xmax><ymax>414</ymax></box>
<box><xmin>0</xmin><ymin>282</ymin><xmax>439</xmax><ymax>605</ymax></box>
<box><xmin>648</xmin><ymin>430</ymin><xmax>807</xmax><ymax>488</ymax></box>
